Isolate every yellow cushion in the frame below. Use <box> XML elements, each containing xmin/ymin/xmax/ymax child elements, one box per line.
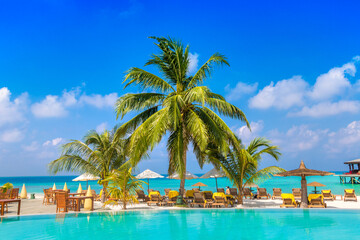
<box><xmin>149</xmin><ymin>191</ymin><xmax>160</xmax><ymax>200</ymax></box>
<box><xmin>168</xmin><ymin>190</ymin><xmax>179</xmax><ymax>199</ymax></box>
<box><xmin>322</xmin><ymin>190</ymin><xmax>330</xmax><ymax>194</ymax></box>
<box><xmin>213</xmin><ymin>192</ymin><xmax>226</xmax><ymax>199</ymax></box>
<box><xmin>308</xmin><ymin>194</ymin><xmax>323</xmax><ymax>204</ymax></box>
<box><xmin>345</xmin><ymin>189</ymin><xmax>354</xmax><ymax>194</ymax></box>
<box><xmin>185</xmin><ymin>190</ymin><xmax>194</xmax><ymax>198</ymax></box>
<box><xmin>281</xmin><ymin>193</ymin><xmax>296</xmax><ymax>205</ymax></box>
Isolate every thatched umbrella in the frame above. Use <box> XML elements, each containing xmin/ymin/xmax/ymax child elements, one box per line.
<box><xmin>168</xmin><ymin>171</ymin><xmax>198</xmax><ymax>180</ymax></box>
<box><xmin>136</xmin><ymin>169</ymin><xmax>164</xmax><ymax>193</ymax></box>
<box><xmin>200</xmin><ymin>168</ymin><xmax>225</xmax><ymax>189</ymax></box>
<box><xmin>192</xmin><ymin>182</ymin><xmax>207</xmax><ymax>191</ymax></box>
<box><xmin>73</xmin><ymin>173</ymin><xmax>100</xmax><ymax>189</ymax></box>
<box><xmin>275</xmin><ymin>160</ymin><xmax>334</xmax><ymax>208</ymax></box>
<box><xmin>307</xmin><ymin>182</ymin><xmax>325</xmax><ymax>194</ymax></box>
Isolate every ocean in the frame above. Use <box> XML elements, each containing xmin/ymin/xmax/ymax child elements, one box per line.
<box><xmin>1</xmin><ymin>171</ymin><xmax>358</xmax><ymax>196</ymax></box>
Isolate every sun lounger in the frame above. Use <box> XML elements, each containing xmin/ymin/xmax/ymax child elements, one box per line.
<box><xmin>292</xmin><ymin>188</ymin><xmax>301</xmax><ymax>200</ymax></box>
<box><xmin>202</xmin><ymin>191</ymin><xmax>214</xmax><ymax>204</ymax></box>
<box><xmin>190</xmin><ymin>192</ymin><xmax>209</xmax><ymax>208</ymax></box>
<box><xmin>272</xmin><ymin>188</ymin><xmax>282</xmax><ymax>199</ymax></box>
<box><xmin>243</xmin><ymin>188</ymin><xmax>253</xmax><ymax>199</ymax></box>
<box><xmin>344</xmin><ymin>189</ymin><xmax>357</xmax><ymax>202</ymax></box>
<box><xmin>136</xmin><ymin>190</ymin><xmax>148</xmax><ymax>202</ymax></box>
<box><xmin>217</xmin><ymin>188</ymin><xmax>225</xmax><ymax>193</ymax></box>
<box><xmin>212</xmin><ymin>192</ymin><xmax>228</xmax><ymax>208</ymax></box>
<box><xmin>257</xmin><ymin>188</ymin><xmax>270</xmax><ymax>199</ymax></box>
<box><xmin>184</xmin><ymin>190</ymin><xmax>195</xmax><ymax>203</ymax></box>
<box><xmin>321</xmin><ymin>190</ymin><xmax>334</xmax><ymax>201</ymax></box>
<box><xmin>147</xmin><ymin>191</ymin><xmax>164</xmax><ymax>206</ymax></box>
<box><xmin>308</xmin><ymin>194</ymin><xmax>326</xmax><ymax>208</ymax></box>
<box><xmin>43</xmin><ymin>188</ymin><xmax>54</xmax><ymax>205</ymax></box>
<box><xmin>192</xmin><ymin>188</ymin><xmax>200</xmax><ymax>193</ymax></box>
<box><xmin>167</xmin><ymin>190</ymin><xmax>179</xmax><ymax>206</ymax></box>
<box><xmin>280</xmin><ymin>193</ymin><xmax>299</xmax><ymax>208</ymax></box>
<box><xmin>164</xmin><ymin>188</ymin><xmax>171</xmax><ymax>197</ymax></box>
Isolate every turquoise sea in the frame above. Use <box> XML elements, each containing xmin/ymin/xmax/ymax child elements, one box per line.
<box><xmin>1</xmin><ymin>209</ymin><xmax>360</xmax><ymax>239</ymax></box>
<box><xmin>0</xmin><ymin>171</ymin><xmax>359</xmax><ymax>196</ymax></box>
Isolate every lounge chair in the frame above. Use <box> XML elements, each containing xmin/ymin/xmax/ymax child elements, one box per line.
<box><xmin>292</xmin><ymin>188</ymin><xmax>301</xmax><ymax>200</ymax></box>
<box><xmin>192</xmin><ymin>188</ymin><xmax>200</xmax><ymax>193</ymax></box>
<box><xmin>257</xmin><ymin>188</ymin><xmax>270</xmax><ymax>199</ymax></box>
<box><xmin>280</xmin><ymin>194</ymin><xmax>299</xmax><ymax>208</ymax></box>
<box><xmin>308</xmin><ymin>194</ymin><xmax>326</xmax><ymax>208</ymax></box>
<box><xmin>243</xmin><ymin>188</ymin><xmax>253</xmax><ymax>199</ymax></box>
<box><xmin>136</xmin><ymin>190</ymin><xmax>147</xmax><ymax>202</ymax></box>
<box><xmin>167</xmin><ymin>190</ymin><xmax>179</xmax><ymax>206</ymax></box>
<box><xmin>190</xmin><ymin>192</ymin><xmax>209</xmax><ymax>208</ymax></box>
<box><xmin>203</xmin><ymin>191</ymin><xmax>214</xmax><ymax>204</ymax></box>
<box><xmin>212</xmin><ymin>192</ymin><xmax>227</xmax><ymax>208</ymax></box>
<box><xmin>228</xmin><ymin>188</ymin><xmax>238</xmax><ymax>203</ymax></box>
<box><xmin>147</xmin><ymin>192</ymin><xmax>164</xmax><ymax>206</ymax></box>
<box><xmin>10</xmin><ymin>188</ymin><xmax>19</xmax><ymax>199</ymax></box>
<box><xmin>321</xmin><ymin>190</ymin><xmax>334</xmax><ymax>201</ymax></box>
<box><xmin>43</xmin><ymin>188</ymin><xmax>54</xmax><ymax>205</ymax></box>
<box><xmin>272</xmin><ymin>188</ymin><xmax>282</xmax><ymax>200</ymax></box>
<box><xmin>164</xmin><ymin>188</ymin><xmax>171</xmax><ymax>197</ymax></box>
<box><xmin>217</xmin><ymin>188</ymin><xmax>225</xmax><ymax>193</ymax></box>
<box><xmin>344</xmin><ymin>189</ymin><xmax>357</xmax><ymax>202</ymax></box>
<box><xmin>55</xmin><ymin>192</ymin><xmax>68</xmax><ymax>213</ymax></box>
<box><xmin>184</xmin><ymin>190</ymin><xmax>195</xmax><ymax>203</ymax></box>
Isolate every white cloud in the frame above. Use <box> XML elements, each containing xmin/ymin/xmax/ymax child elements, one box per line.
<box><xmin>79</xmin><ymin>93</ymin><xmax>118</xmax><ymax>108</ymax></box>
<box><xmin>290</xmin><ymin>100</ymin><xmax>360</xmax><ymax>117</ymax></box>
<box><xmin>326</xmin><ymin>121</ymin><xmax>360</xmax><ymax>153</ymax></box>
<box><xmin>23</xmin><ymin>141</ymin><xmax>39</xmax><ymax>151</ymax></box>
<box><xmin>249</xmin><ymin>76</ymin><xmax>308</xmax><ymax>109</ymax></box>
<box><xmin>309</xmin><ymin>62</ymin><xmax>356</xmax><ymax>100</ymax></box>
<box><xmin>0</xmin><ymin>87</ymin><xmax>28</xmax><ymax>126</ymax></box>
<box><xmin>0</xmin><ymin>128</ymin><xmax>24</xmax><ymax>143</ymax></box>
<box><xmin>43</xmin><ymin>137</ymin><xmax>64</xmax><ymax>146</ymax></box>
<box><xmin>31</xmin><ymin>95</ymin><xmax>69</xmax><ymax>118</ymax></box>
<box><xmin>96</xmin><ymin>122</ymin><xmax>107</xmax><ymax>133</ymax></box>
<box><xmin>225</xmin><ymin>82</ymin><xmax>258</xmax><ymax>101</ymax></box>
<box><xmin>187</xmin><ymin>53</ymin><xmax>199</xmax><ymax>75</ymax></box>
<box><xmin>236</xmin><ymin>120</ymin><xmax>264</xmax><ymax>145</ymax></box>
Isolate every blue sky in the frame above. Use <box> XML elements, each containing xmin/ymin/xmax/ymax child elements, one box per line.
<box><xmin>1</xmin><ymin>0</ymin><xmax>360</xmax><ymax>176</ymax></box>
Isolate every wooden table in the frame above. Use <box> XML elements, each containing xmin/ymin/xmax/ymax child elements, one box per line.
<box><xmin>68</xmin><ymin>193</ymin><xmax>85</xmax><ymax>197</ymax></box>
<box><xmin>67</xmin><ymin>196</ymin><xmax>94</xmax><ymax>212</ymax></box>
<box><xmin>0</xmin><ymin>199</ymin><xmax>21</xmax><ymax>216</ymax></box>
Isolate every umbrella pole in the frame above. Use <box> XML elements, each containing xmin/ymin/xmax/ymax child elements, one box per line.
<box><xmin>215</xmin><ymin>177</ymin><xmax>218</xmax><ymax>190</ymax></box>
<box><xmin>300</xmin><ymin>175</ymin><xmax>308</xmax><ymax>208</ymax></box>
<box><xmin>147</xmin><ymin>179</ymin><xmax>150</xmax><ymax>194</ymax></box>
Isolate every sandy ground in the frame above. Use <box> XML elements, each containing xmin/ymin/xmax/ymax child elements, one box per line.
<box><xmin>2</xmin><ymin>196</ymin><xmax>360</xmax><ymax>218</ymax></box>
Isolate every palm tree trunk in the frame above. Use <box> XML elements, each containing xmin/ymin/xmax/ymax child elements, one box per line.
<box><xmin>101</xmin><ymin>185</ymin><xmax>106</xmax><ymax>203</ymax></box>
<box><xmin>179</xmin><ymin>147</ymin><xmax>187</xmax><ymax>196</ymax></box>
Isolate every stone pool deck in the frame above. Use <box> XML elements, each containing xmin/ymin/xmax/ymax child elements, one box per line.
<box><xmin>2</xmin><ymin>196</ymin><xmax>360</xmax><ymax>217</ymax></box>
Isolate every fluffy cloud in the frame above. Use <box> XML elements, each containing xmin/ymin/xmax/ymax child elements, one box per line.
<box><xmin>0</xmin><ymin>87</ymin><xmax>28</xmax><ymax>126</ymax></box>
<box><xmin>290</xmin><ymin>101</ymin><xmax>360</xmax><ymax>117</ymax></box>
<box><xmin>225</xmin><ymin>82</ymin><xmax>258</xmax><ymax>101</ymax></box>
<box><xmin>43</xmin><ymin>137</ymin><xmax>64</xmax><ymax>146</ymax></box>
<box><xmin>96</xmin><ymin>122</ymin><xmax>107</xmax><ymax>133</ymax></box>
<box><xmin>309</xmin><ymin>62</ymin><xmax>356</xmax><ymax>100</ymax></box>
<box><xmin>326</xmin><ymin>121</ymin><xmax>360</xmax><ymax>153</ymax></box>
<box><xmin>31</xmin><ymin>88</ymin><xmax>118</xmax><ymax>118</ymax></box>
<box><xmin>249</xmin><ymin>76</ymin><xmax>308</xmax><ymax>109</ymax></box>
<box><xmin>0</xmin><ymin>128</ymin><xmax>24</xmax><ymax>143</ymax></box>
<box><xmin>23</xmin><ymin>141</ymin><xmax>39</xmax><ymax>151</ymax></box>
<box><xmin>187</xmin><ymin>52</ymin><xmax>199</xmax><ymax>75</ymax></box>
<box><xmin>236</xmin><ymin>120</ymin><xmax>264</xmax><ymax>145</ymax></box>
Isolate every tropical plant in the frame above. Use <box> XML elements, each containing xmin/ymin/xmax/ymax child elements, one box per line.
<box><xmin>2</xmin><ymin>182</ymin><xmax>13</xmax><ymax>193</ymax></box>
<box><xmin>207</xmin><ymin>137</ymin><xmax>283</xmax><ymax>204</ymax></box>
<box><xmin>102</xmin><ymin>167</ymin><xmax>145</xmax><ymax>210</ymax></box>
<box><xmin>115</xmin><ymin>36</ymin><xmax>249</xmax><ymax>195</ymax></box>
<box><xmin>48</xmin><ymin>126</ymin><xmax>128</xmax><ymax>203</ymax></box>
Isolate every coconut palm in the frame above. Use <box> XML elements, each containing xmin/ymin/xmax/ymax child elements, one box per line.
<box><xmin>102</xmin><ymin>167</ymin><xmax>145</xmax><ymax>210</ymax></box>
<box><xmin>207</xmin><ymin>137</ymin><xmax>283</xmax><ymax>204</ymax></box>
<box><xmin>48</xmin><ymin>126</ymin><xmax>128</xmax><ymax>203</ymax></box>
<box><xmin>115</xmin><ymin>36</ymin><xmax>249</xmax><ymax>195</ymax></box>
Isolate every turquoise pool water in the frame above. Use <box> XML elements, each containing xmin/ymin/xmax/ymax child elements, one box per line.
<box><xmin>1</xmin><ymin>209</ymin><xmax>359</xmax><ymax>239</ymax></box>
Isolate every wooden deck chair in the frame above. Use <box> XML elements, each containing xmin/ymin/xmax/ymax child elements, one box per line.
<box><xmin>10</xmin><ymin>188</ymin><xmax>19</xmax><ymax>199</ymax></box>
<box><xmin>257</xmin><ymin>188</ymin><xmax>270</xmax><ymax>199</ymax></box>
<box><xmin>164</xmin><ymin>188</ymin><xmax>171</xmax><ymax>197</ymax></box>
<box><xmin>272</xmin><ymin>188</ymin><xmax>282</xmax><ymax>199</ymax></box>
<box><xmin>190</xmin><ymin>192</ymin><xmax>208</xmax><ymax>208</ymax></box>
<box><xmin>203</xmin><ymin>191</ymin><xmax>214</xmax><ymax>204</ymax></box>
<box><xmin>55</xmin><ymin>192</ymin><xmax>68</xmax><ymax>213</ymax></box>
<box><xmin>192</xmin><ymin>188</ymin><xmax>200</xmax><ymax>193</ymax></box>
<box><xmin>136</xmin><ymin>190</ymin><xmax>147</xmax><ymax>202</ymax></box>
<box><xmin>280</xmin><ymin>194</ymin><xmax>299</xmax><ymax>208</ymax></box>
<box><xmin>217</xmin><ymin>188</ymin><xmax>225</xmax><ymax>193</ymax></box>
<box><xmin>243</xmin><ymin>188</ymin><xmax>253</xmax><ymax>199</ymax></box>
<box><xmin>166</xmin><ymin>191</ymin><xmax>179</xmax><ymax>206</ymax></box>
<box><xmin>308</xmin><ymin>194</ymin><xmax>326</xmax><ymax>208</ymax></box>
<box><xmin>229</xmin><ymin>188</ymin><xmax>238</xmax><ymax>202</ymax></box>
<box><xmin>43</xmin><ymin>188</ymin><xmax>54</xmax><ymax>205</ymax></box>
<box><xmin>212</xmin><ymin>193</ymin><xmax>227</xmax><ymax>208</ymax></box>
<box><xmin>147</xmin><ymin>192</ymin><xmax>164</xmax><ymax>206</ymax></box>
<box><xmin>321</xmin><ymin>190</ymin><xmax>334</xmax><ymax>201</ymax></box>
<box><xmin>344</xmin><ymin>189</ymin><xmax>357</xmax><ymax>202</ymax></box>
<box><xmin>292</xmin><ymin>188</ymin><xmax>301</xmax><ymax>200</ymax></box>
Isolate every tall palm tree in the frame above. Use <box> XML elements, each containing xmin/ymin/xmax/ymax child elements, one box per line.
<box><xmin>207</xmin><ymin>137</ymin><xmax>283</xmax><ymax>204</ymax></box>
<box><xmin>48</xmin><ymin>126</ymin><xmax>128</xmax><ymax>202</ymax></box>
<box><xmin>115</xmin><ymin>36</ymin><xmax>249</xmax><ymax>195</ymax></box>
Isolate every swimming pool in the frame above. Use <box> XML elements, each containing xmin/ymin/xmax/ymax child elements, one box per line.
<box><xmin>1</xmin><ymin>209</ymin><xmax>359</xmax><ymax>239</ymax></box>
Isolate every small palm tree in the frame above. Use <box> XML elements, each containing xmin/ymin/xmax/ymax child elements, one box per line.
<box><xmin>102</xmin><ymin>167</ymin><xmax>145</xmax><ymax>210</ymax></box>
<box><xmin>207</xmin><ymin>137</ymin><xmax>283</xmax><ymax>204</ymax></box>
<box><xmin>115</xmin><ymin>36</ymin><xmax>249</xmax><ymax>195</ymax></box>
<box><xmin>48</xmin><ymin>126</ymin><xmax>128</xmax><ymax>203</ymax></box>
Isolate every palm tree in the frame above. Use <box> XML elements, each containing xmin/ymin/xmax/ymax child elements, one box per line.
<box><xmin>207</xmin><ymin>137</ymin><xmax>283</xmax><ymax>204</ymax></box>
<box><xmin>48</xmin><ymin>126</ymin><xmax>128</xmax><ymax>203</ymax></box>
<box><xmin>115</xmin><ymin>36</ymin><xmax>249</xmax><ymax>195</ymax></box>
<box><xmin>102</xmin><ymin>167</ymin><xmax>145</xmax><ymax>210</ymax></box>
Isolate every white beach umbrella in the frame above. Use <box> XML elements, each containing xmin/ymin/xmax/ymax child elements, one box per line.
<box><xmin>200</xmin><ymin>168</ymin><xmax>225</xmax><ymax>190</ymax></box>
<box><xmin>72</xmin><ymin>173</ymin><xmax>100</xmax><ymax>188</ymax></box>
<box><xmin>168</xmin><ymin>171</ymin><xmax>198</xmax><ymax>180</ymax></box>
<box><xmin>136</xmin><ymin>169</ymin><xmax>164</xmax><ymax>193</ymax></box>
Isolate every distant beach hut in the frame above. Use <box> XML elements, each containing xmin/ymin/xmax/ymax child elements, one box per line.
<box><xmin>192</xmin><ymin>182</ymin><xmax>207</xmax><ymax>191</ymax></box>
<box><xmin>136</xmin><ymin>169</ymin><xmax>164</xmax><ymax>193</ymax></box>
<box><xmin>200</xmin><ymin>168</ymin><xmax>225</xmax><ymax>190</ymax></box>
<box><xmin>168</xmin><ymin>171</ymin><xmax>198</xmax><ymax>180</ymax></box>
<box><xmin>72</xmin><ymin>173</ymin><xmax>100</xmax><ymax>189</ymax></box>
<box><xmin>307</xmin><ymin>181</ymin><xmax>325</xmax><ymax>194</ymax></box>
<box><xmin>275</xmin><ymin>160</ymin><xmax>334</xmax><ymax>208</ymax></box>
